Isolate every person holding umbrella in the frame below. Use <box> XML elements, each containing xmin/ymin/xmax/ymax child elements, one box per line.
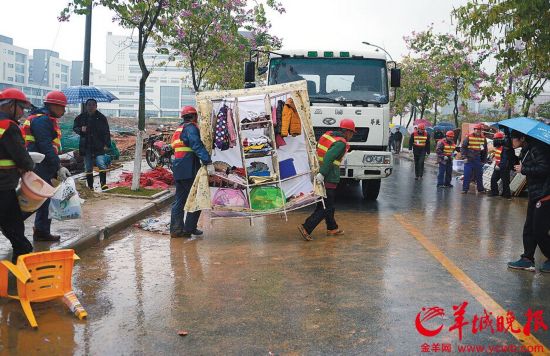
<box><xmin>73</xmin><ymin>99</ymin><xmax>112</xmax><ymax>190</ymax></box>
<box><xmin>507</xmin><ymin>129</ymin><xmax>550</xmax><ymax>272</ymax></box>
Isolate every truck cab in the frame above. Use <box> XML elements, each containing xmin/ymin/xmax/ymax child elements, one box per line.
<box><xmin>248</xmin><ymin>49</ymin><xmax>400</xmax><ymax>200</ymax></box>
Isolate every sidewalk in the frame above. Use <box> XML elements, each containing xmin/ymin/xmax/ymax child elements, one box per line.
<box><xmin>0</xmin><ymin>160</ymin><xmax>174</xmax><ymax>260</ymax></box>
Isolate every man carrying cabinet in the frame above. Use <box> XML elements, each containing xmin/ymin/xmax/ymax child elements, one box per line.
<box><xmin>298</xmin><ymin>118</ymin><xmax>355</xmax><ymax>241</ymax></box>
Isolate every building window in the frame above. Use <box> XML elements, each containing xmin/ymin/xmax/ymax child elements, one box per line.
<box><xmin>55</xmin><ymin>74</ymin><xmax>60</xmax><ymax>78</ymax></box>
<box><xmin>61</xmin><ymin>65</ymin><xmax>68</xmax><ymax>73</ymax></box>
<box><xmin>15</xmin><ymin>75</ymin><xmax>25</xmax><ymax>83</ymax></box>
<box><xmin>160</xmin><ymin>86</ymin><xmax>179</xmax><ymax>109</ymax></box>
<box><xmin>61</xmin><ymin>74</ymin><xmax>68</xmax><ymax>82</ymax></box>
<box><xmin>7</xmin><ymin>77</ymin><xmax>13</xmax><ymax>81</ymax></box>
<box><xmin>15</xmin><ymin>64</ymin><xmax>25</xmax><ymax>74</ymax></box>
<box><xmin>8</xmin><ymin>63</ymin><xmax>14</xmax><ymax>68</ymax></box>
<box><xmin>56</xmin><ymin>63</ymin><xmax>60</xmax><ymax>67</ymax></box>
<box><xmin>15</xmin><ymin>53</ymin><xmax>26</xmax><ymax>63</ymax></box>
<box><xmin>8</xmin><ymin>50</ymin><xmax>14</xmax><ymax>55</ymax></box>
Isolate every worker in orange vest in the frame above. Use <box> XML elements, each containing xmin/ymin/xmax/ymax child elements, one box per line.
<box><xmin>489</xmin><ymin>131</ymin><xmax>516</xmax><ymax>199</ymax></box>
<box><xmin>170</xmin><ymin>106</ymin><xmax>214</xmax><ymax>238</ymax></box>
<box><xmin>298</xmin><ymin>118</ymin><xmax>355</xmax><ymax>241</ymax></box>
<box><xmin>0</xmin><ymin>88</ymin><xmax>35</xmax><ymax>262</ymax></box>
<box><xmin>460</xmin><ymin>123</ymin><xmax>488</xmax><ymax>194</ymax></box>
<box><xmin>408</xmin><ymin>123</ymin><xmax>431</xmax><ymax>180</ymax></box>
<box><xmin>22</xmin><ymin>91</ymin><xmax>71</xmax><ymax>241</ymax></box>
<box><xmin>435</xmin><ymin>130</ymin><xmax>457</xmax><ymax>188</ymax></box>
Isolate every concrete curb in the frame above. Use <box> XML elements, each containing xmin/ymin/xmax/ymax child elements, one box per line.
<box><xmin>56</xmin><ymin>192</ymin><xmax>175</xmax><ymax>254</ymax></box>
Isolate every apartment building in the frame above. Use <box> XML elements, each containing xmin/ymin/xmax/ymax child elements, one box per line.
<box><xmin>95</xmin><ymin>32</ymin><xmax>195</xmax><ymax>118</ymax></box>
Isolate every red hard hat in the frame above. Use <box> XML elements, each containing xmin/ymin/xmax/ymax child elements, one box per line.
<box><xmin>494</xmin><ymin>131</ymin><xmax>504</xmax><ymax>139</ymax></box>
<box><xmin>44</xmin><ymin>90</ymin><xmax>67</xmax><ymax>107</ymax></box>
<box><xmin>446</xmin><ymin>130</ymin><xmax>455</xmax><ymax>138</ymax></box>
<box><xmin>339</xmin><ymin>118</ymin><xmax>356</xmax><ymax>132</ymax></box>
<box><xmin>0</xmin><ymin>88</ymin><xmax>30</xmax><ymax>106</ymax></box>
<box><xmin>418</xmin><ymin>123</ymin><xmax>426</xmax><ymax>130</ymax></box>
<box><xmin>180</xmin><ymin>105</ymin><xmax>197</xmax><ymax>117</ymax></box>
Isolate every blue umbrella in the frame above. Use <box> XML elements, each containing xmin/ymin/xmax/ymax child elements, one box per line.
<box><xmin>62</xmin><ymin>85</ymin><xmax>118</xmax><ymax>104</ymax></box>
<box><xmin>497</xmin><ymin>117</ymin><xmax>550</xmax><ymax>145</ymax></box>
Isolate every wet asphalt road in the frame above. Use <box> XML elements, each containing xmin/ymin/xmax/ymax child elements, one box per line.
<box><xmin>1</xmin><ymin>157</ymin><xmax>549</xmax><ymax>355</ymax></box>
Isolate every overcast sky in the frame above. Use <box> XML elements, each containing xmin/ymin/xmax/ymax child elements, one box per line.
<box><xmin>0</xmin><ymin>0</ymin><xmax>468</xmax><ymax>73</ymax></box>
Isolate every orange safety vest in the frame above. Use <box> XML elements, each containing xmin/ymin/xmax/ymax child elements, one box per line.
<box><xmin>171</xmin><ymin>122</ymin><xmax>196</xmax><ymax>159</ymax></box>
<box><xmin>0</xmin><ymin>119</ymin><xmax>18</xmax><ymax>169</ymax></box>
<box><xmin>467</xmin><ymin>134</ymin><xmax>485</xmax><ymax>151</ymax></box>
<box><xmin>493</xmin><ymin>146</ymin><xmax>503</xmax><ymax>166</ymax></box>
<box><xmin>413</xmin><ymin>131</ymin><xmax>428</xmax><ymax>147</ymax></box>
<box><xmin>441</xmin><ymin>139</ymin><xmax>456</xmax><ymax>157</ymax></box>
<box><xmin>22</xmin><ymin>114</ymin><xmax>62</xmax><ymax>154</ymax></box>
<box><xmin>316</xmin><ymin>131</ymin><xmax>349</xmax><ymax>166</ymax></box>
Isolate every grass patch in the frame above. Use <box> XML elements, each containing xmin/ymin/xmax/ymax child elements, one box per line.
<box><xmin>104</xmin><ymin>186</ymin><xmax>163</xmax><ymax>197</ymax></box>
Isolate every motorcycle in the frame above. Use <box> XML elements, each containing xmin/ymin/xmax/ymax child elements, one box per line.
<box><xmin>145</xmin><ymin>132</ymin><xmax>174</xmax><ymax>170</ymax></box>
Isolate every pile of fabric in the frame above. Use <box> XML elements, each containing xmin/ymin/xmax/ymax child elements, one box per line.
<box><xmin>110</xmin><ymin>167</ymin><xmax>174</xmax><ymax>189</ymax></box>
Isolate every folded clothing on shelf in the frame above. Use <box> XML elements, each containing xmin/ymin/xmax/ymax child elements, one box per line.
<box><xmin>247</xmin><ymin>161</ymin><xmax>270</xmax><ymax>174</ymax></box>
<box><xmin>243</xmin><ymin>143</ymin><xmax>271</xmax><ymax>152</ymax></box>
<box><xmin>249</xmin><ymin>174</ymin><xmax>278</xmax><ymax>184</ymax></box>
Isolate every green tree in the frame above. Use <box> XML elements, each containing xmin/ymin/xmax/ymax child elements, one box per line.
<box><xmin>453</xmin><ymin>0</ymin><xmax>550</xmax><ymax>73</ymax></box>
<box><xmin>60</xmin><ymin>0</ymin><xmax>166</xmax><ymax>190</ymax></box>
<box><xmin>158</xmin><ymin>0</ymin><xmax>284</xmax><ymax>91</ymax></box>
<box><xmin>406</xmin><ymin>28</ymin><xmax>487</xmax><ymax>128</ymax></box>
<box><xmin>454</xmin><ymin>1</ymin><xmax>549</xmax><ymax>117</ymax></box>
<box><xmin>393</xmin><ymin>56</ymin><xmax>449</xmax><ymax>128</ymax></box>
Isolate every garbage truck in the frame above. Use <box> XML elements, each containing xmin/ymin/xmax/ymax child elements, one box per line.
<box><xmin>245</xmin><ymin>49</ymin><xmax>401</xmax><ymax>200</ymax></box>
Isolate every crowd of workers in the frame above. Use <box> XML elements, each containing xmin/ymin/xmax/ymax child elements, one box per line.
<box><xmin>0</xmin><ymin>85</ymin><xmax>549</xmax><ymax>274</ymax></box>
<box><xmin>407</xmin><ymin>121</ymin><xmax>550</xmax><ymax>272</ymax></box>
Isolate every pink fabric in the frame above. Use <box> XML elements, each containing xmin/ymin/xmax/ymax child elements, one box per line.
<box><xmin>272</xmin><ymin>105</ymin><xmax>277</xmax><ymax>124</ymax></box>
<box><xmin>227</xmin><ymin>108</ymin><xmax>237</xmax><ymax>148</ymax></box>
<box><xmin>275</xmin><ymin>134</ymin><xmax>286</xmax><ymax>147</ymax></box>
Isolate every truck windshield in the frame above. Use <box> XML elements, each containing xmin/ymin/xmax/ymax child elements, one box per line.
<box><xmin>268</xmin><ymin>57</ymin><xmax>388</xmax><ymax>104</ymax></box>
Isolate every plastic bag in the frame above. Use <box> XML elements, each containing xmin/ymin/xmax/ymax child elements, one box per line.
<box><xmin>48</xmin><ymin>178</ymin><xmax>82</xmax><ymax>220</ymax></box>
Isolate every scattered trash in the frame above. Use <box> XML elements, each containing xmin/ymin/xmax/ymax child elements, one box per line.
<box><xmin>136</xmin><ymin>216</ymin><xmax>171</xmax><ymax>234</ymax></box>
<box><xmin>63</xmin><ymin>291</ymin><xmax>88</xmax><ymax>320</ymax></box>
<box><xmin>177</xmin><ymin>330</ymin><xmax>189</xmax><ymax>336</ymax></box>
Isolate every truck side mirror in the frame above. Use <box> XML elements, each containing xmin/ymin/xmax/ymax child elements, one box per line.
<box><xmin>390</xmin><ymin>68</ymin><xmax>401</xmax><ymax>88</ymax></box>
<box><xmin>244</xmin><ymin>61</ymin><xmax>256</xmax><ymax>83</ymax></box>
<box><xmin>258</xmin><ymin>66</ymin><xmax>268</xmax><ymax>75</ymax></box>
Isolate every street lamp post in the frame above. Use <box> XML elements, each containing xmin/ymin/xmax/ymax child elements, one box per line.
<box><xmin>362</xmin><ymin>41</ymin><xmax>394</xmax><ymax>62</ymax></box>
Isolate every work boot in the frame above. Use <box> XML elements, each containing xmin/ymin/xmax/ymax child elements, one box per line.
<box><xmin>33</xmin><ymin>228</ymin><xmax>61</xmax><ymax>242</ymax></box>
<box><xmin>170</xmin><ymin>231</ymin><xmax>192</xmax><ymax>239</ymax></box>
<box><xmin>86</xmin><ymin>173</ymin><xmax>94</xmax><ymax>190</ymax></box>
<box><xmin>445</xmin><ymin>184</ymin><xmax>454</xmax><ymax>188</ymax></box>
<box><xmin>327</xmin><ymin>229</ymin><xmax>345</xmax><ymax>236</ymax></box>
<box><xmin>188</xmin><ymin>229</ymin><xmax>203</xmax><ymax>236</ymax></box>
<box><xmin>99</xmin><ymin>172</ymin><xmax>108</xmax><ymax>191</ymax></box>
<box><xmin>507</xmin><ymin>257</ymin><xmax>535</xmax><ymax>272</ymax></box>
<box><xmin>540</xmin><ymin>260</ymin><xmax>550</xmax><ymax>273</ymax></box>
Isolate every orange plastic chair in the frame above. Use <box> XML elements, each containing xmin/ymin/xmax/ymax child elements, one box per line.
<box><xmin>0</xmin><ymin>249</ymin><xmax>86</xmax><ymax>328</ymax></box>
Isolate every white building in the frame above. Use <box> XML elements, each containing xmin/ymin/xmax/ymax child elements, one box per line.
<box><xmin>94</xmin><ymin>32</ymin><xmax>195</xmax><ymax>118</ymax></box>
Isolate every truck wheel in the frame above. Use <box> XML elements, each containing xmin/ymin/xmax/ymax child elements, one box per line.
<box><xmin>362</xmin><ymin>179</ymin><xmax>381</xmax><ymax>201</ymax></box>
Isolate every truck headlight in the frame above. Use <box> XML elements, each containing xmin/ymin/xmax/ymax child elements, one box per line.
<box><xmin>364</xmin><ymin>155</ymin><xmax>374</xmax><ymax>163</ymax></box>
<box><xmin>375</xmin><ymin>156</ymin><xmax>383</xmax><ymax>163</ymax></box>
